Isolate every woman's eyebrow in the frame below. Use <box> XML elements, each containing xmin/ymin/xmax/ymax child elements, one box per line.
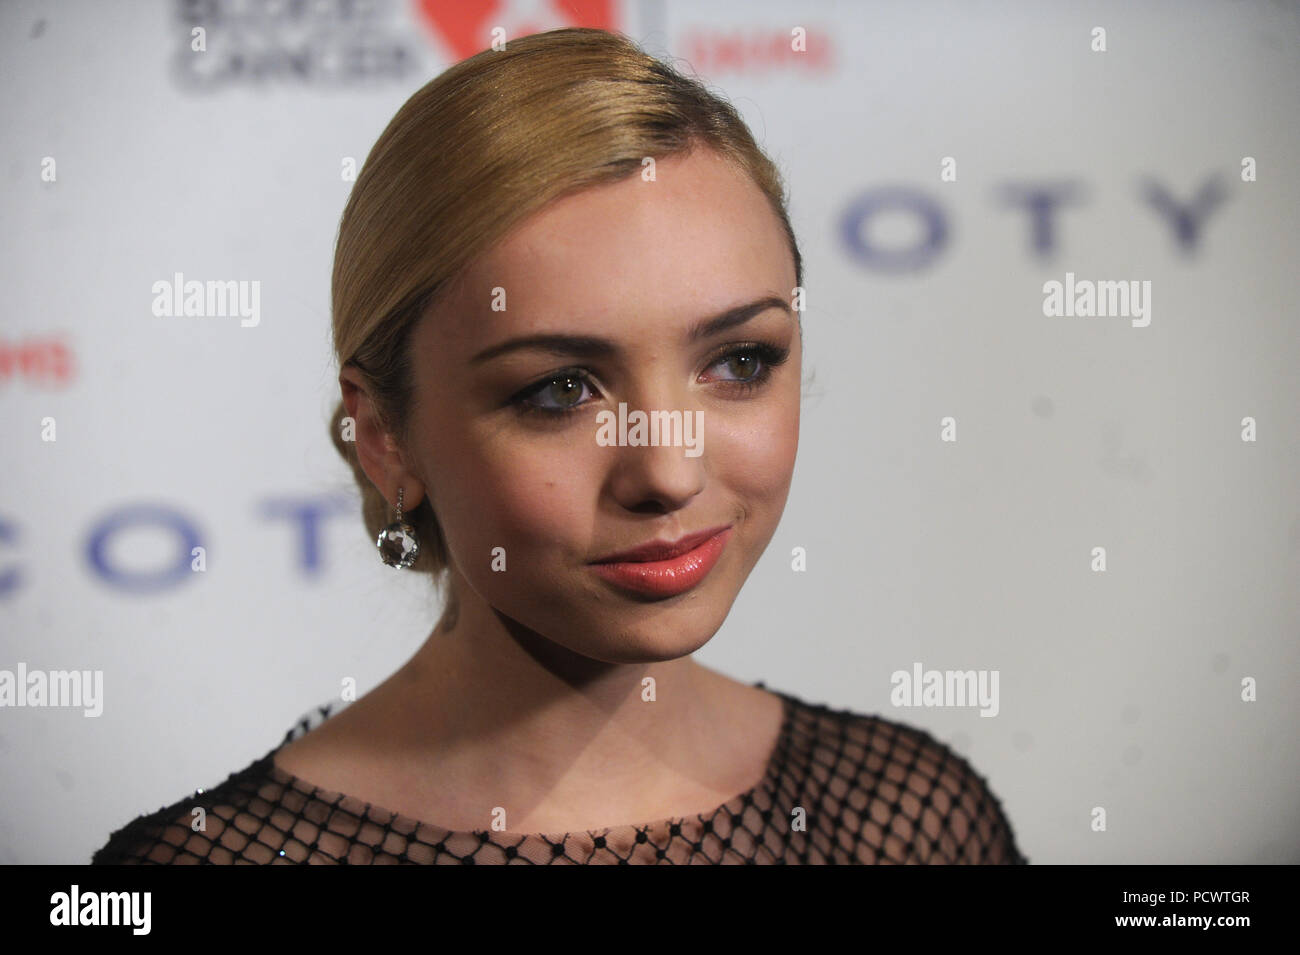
<box><xmin>687</xmin><ymin>295</ymin><xmax>792</xmax><ymax>342</ymax></box>
<box><xmin>469</xmin><ymin>295</ymin><xmax>792</xmax><ymax>365</ymax></box>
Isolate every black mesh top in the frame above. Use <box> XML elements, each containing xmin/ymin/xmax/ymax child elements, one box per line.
<box><xmin>91</xmin><ymin>684</ymin><xmax>1028</xmax><ymax>865</ymax></box>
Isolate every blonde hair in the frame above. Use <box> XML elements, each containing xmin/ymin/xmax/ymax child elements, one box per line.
<box><xmin>329</xmin><ymin>27</ymin><xmax>803</xmax><ymax>621</ymax></box>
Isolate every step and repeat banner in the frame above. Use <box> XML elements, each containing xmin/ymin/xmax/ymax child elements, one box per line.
<box><xmin>2</xmin><ymin>0</ymin><xmax>1296</xmax><ymax>865</ymax></box>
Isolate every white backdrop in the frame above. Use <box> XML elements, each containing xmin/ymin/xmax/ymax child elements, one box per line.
<box><xmin>1</xmin><ymin>0</ymin><xmax>1296</xmax><ymax>864</ymax></box>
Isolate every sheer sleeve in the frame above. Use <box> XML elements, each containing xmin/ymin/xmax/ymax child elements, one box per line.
<box><xmin>92</xmin><ymin>799</ymin><xmax>280</xmax><ymax>865</ymax></box>
<box><xmin>839</xmin><ymin>712</ymin><xmax>1028</xmax><ymax>864</ymax></box>
<box><xmin>90</xmin><ymin>753</ymin><xmax>315</xmax><ymax>865</ymax></box>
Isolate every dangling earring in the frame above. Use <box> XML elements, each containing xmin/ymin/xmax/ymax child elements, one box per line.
<box><xmin>376</xmin><ymin>486</ymin><xmax>420</xmax><ymax>568</ymax></box>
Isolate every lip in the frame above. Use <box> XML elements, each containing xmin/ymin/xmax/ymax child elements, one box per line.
<box><xmin>589</xmin><ymin>525</ymin><xmax>733</xmax><ymax>598</ymax></box>
<box><xmin>591</xmin><ymin>524</ymin><xmax>733</xmax><ymax>564</ymax></box>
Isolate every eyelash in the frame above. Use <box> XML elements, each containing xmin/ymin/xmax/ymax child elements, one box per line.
<box><xmin>510</xmin><ymin>342</ymin><xmax>791</xmax><ymax>418</ymax></box>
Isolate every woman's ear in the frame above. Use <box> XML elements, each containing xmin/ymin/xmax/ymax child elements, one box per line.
<box><xmin>339</xmin><ymin>365</ymin><xmax>426</xmax><ymax>511</ymax></box>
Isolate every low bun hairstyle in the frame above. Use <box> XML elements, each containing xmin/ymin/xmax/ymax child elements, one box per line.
<box><xmin>329</xmin><ymin>27</ymin><xmax>804</xmax><ymax>621</ymax></box>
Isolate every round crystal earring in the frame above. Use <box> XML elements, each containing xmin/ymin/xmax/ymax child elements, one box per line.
<box><xmin>376</xmin><ymin>486</ymin><xmax>420</xmax><ymax>569</ymax></box>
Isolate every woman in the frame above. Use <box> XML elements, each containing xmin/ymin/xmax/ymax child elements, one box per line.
<box><xmin>92</xmin><ymin>27</ymin><xmax>1026</xmax><ymax>865</ymax></box>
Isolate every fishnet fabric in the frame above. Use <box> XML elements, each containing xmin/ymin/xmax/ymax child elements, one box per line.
<box><xmin>91</xmin><ymin>685</ymin><xmax>1028</xmax><ymax>865</ymax></box>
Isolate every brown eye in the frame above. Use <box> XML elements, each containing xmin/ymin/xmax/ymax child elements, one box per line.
<box><xmin>543</xmin><ymin>376</ymin><xmax>586</xmax><ymax>406</ymax></box>
<box><xmin>723</xmin><ymin>352</ymin><xmax>762</xmax><ymax>380</ymax></box>
<box><xmin>699</xmin><ymin>343</ymin><xmax>790</xmax><ymax>391</ymax></box>
<box><xmin>516</xmin><ymin>372</ymin><xmax>594</xmax><ymax>414</ymax></box>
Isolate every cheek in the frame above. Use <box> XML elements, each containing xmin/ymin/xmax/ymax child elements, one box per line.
<box><xmin>710</xmin><ymin>403</ymin><xmax>798</xmax><ymax>506</ymax></box>
<box><xmin>713</xmin><ymin>370</ymin><xmax>801</xmax><ymax>498</ymax></box>
<box><xmin>430</xmin><ymin>426</ymin><xmax>601</xmax><ymax>561</ymax></box>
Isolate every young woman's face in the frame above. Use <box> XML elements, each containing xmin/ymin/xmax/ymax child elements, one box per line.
<box><xmin>406</xmin><ymin>147</ymin><xmax>801</xmax><ymax>663</ymax></box>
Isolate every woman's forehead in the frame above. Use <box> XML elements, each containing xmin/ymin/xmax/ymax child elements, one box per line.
<box><xmin>437</xmin><ymin>162</ymin><xmax>791</xmax><ymax>332</ymax></box>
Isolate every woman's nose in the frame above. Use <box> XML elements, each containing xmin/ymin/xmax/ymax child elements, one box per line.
<box><xmin>597</xmin><ymin>401</ymin><xmax>707</xmax><ymax>512</ymax></box>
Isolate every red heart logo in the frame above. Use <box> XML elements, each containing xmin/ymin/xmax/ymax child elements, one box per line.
<box><xmin>413</xmin><ymin>0</ymin><xmax>617</xmax><ymax>61</ymax></box>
